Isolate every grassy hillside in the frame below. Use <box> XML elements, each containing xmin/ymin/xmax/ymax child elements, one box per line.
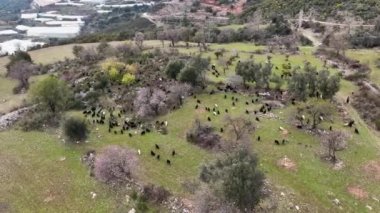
<box><xmin>243</xmin><ymin>0</ymin><xmax>380</xmax><ymax>21</ymax></box>
<box><xmin>1</xmin><ymin>41</ymin><xmax>380</xmax><ymax>212</ymax></box>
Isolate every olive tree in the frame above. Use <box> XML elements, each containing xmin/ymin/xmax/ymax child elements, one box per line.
<box><xmin>200</xmin><ymin>149</ymin><xmax>264</xmax><ymax>212</ymax></box>
<box><xmin>31</xmin><ymin>76</ymin><xmax>72</xmax><ymax>113</ymax></box>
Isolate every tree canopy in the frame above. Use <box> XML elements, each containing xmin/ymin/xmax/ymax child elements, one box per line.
<box><xmin>31</xmin><ymin>76</ymin><xmax>72</xmax><ymax>113</ymax></box>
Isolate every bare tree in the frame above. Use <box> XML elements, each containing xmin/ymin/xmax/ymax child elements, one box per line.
<box><xmin>7</xmin><ymin>60</ymin><xmax>36</xmax><ymax>93</ymax></box>
<box><xmin>167</xmin><ymin>83</ymin><xmax>191</xmax><ymax>106</ymax></box>
<box><xmin>94</xmin><ymin>145</ymin><xmax>138</xmax><ymax>186</ymax></box>
<box><xmin>134</xmin><ymin>32</ymin><xmax>145</xmax><ymax>50</ymax></box>
<box><xmin>224</xmin><ymin>116</ymin><xmax>255</xmax><ymax>141</ymax></box>
<box><xmin>321</xmin><ymin>131</ymin><xmax>348</xmax><ymax>163</ymax></box>
<box><xmin>157</xmin><ymin>30</ymin><xmax>166</xmax><ymax>47</ymax></box>
<box><xmin>166</xmin><ymin>28</ymin><xmax>180</xmax><ymax>47</ymax></box>
<box><xmin>328</xmin><ymin>32</ymin><xmax>349</xmax><ymax>56</ymax></box>
<box><xmin>134</xmin><ymin>87</ymin><xmax>168</xmax><ymax>119</ymax></box>
<box><xmin>186</xmin><ymin>119</ymin><xmax>222</xmax><ymax>149</ymax></box>
<box><xmin>217</xmin><ymin>56</ymin><xmax>228</xmax><ymax>75</ymax></box>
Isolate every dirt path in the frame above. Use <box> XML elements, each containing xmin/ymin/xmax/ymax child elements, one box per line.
<box><xmin>299</xmin><ymin>29</ymin><xmax>322</xmax><ymax>47</ymax></box>
<box><xmin>291</xmin><ymin>18</ymin><xmax>375</xmax><ymax>28</ymax></box>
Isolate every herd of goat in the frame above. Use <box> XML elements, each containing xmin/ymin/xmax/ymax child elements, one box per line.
<box><xmin>82</xmin><ymin>83</ymin><xmax>360</xmax><ymax>166</ymax></box>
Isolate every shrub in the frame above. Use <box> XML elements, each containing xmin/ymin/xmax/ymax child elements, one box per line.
<box><xmin>375</xmin><ymin>118</ymin><xmax>380</xmax><ymax>131</ymax></box>
<box><xmin>186</xmin><ymin>120</ymin><xmax>221</xmax><ymax>149</ymax></box>
<box><xmin>6</xmin><ymin>51</ymin><xmax>32</xmax><ymax>70</ymax></box>
<box><xmin>165</xmin><ymin>60</ymin><xmax>184</xmax><ymax>79</ymax></box>
<box><xmin>200</xmin><ymin>149</ymin><xmax>264</xmax><ymax>212</ymax></box>
<box><xmin>31</xmin><ymin>76</ymin><xmax>72</xmax><ymax>113</ymax></box>
<box><xmin>94</xmin><ymin>146</ymin><xmax>138</xmax><ymax>186</ymax></box>
<box><xmin>19</xmin><ymin>110</ymin><xmax>60</xmax><ymax>131</ymax></box>
<box><xmin>101</xmin><ymin>58</ymin><xmax>127</xmax><ymax>81</ymax></box>
<box><xmin>142</xmin><ymin>184</ymin><xmax>171</xmax><ymax>204</ymax></box>
<box><xmin>63</xmin><ymin>117</ymin><xmax>89</xmax><ymax>143</ymax></box>
<box><xmin>121</xmin><ymin>73</ymin><xmax>136</xmax><ymax>85</ymax></box>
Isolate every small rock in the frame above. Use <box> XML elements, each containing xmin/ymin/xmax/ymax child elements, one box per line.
<box><xmin>366</xmin><ymin>205</ymin><xmax>372</xmax><ymax>211</ymax></box>
<box><xmin>59</xmin><ymin>157</ymin><xmax>66</xmax><ymax>161</ymax></box>
<box><xmin>128</xmin><ymin>208</ymin><xmax>136</xmax><ymax>213</ymax></box>
<box><xmin>90</xmin><ymin>191</ymin><xmax>97</xmax><ymax>199</ymax></box>
<box><xmin>125</xmin><ymin>195</ymin><xmax>130</xmax><ymax>203</ymax></box>
<box><xmin>333</xmin><ymin>198</ymin><xmax>340</xmax><ymax>206</ymax></box>
<box><xmin>288</xmin><ymin>202</ymin><xmax>294</xmax><ymax>209</ymax></box>
<box><xmin>372</xmin><ymin>197</ymin><xmax>379</xmax><ymax>202</ymax></box>
<box><xmin>295</xmin><ymin>205</ymin><xmax>300</xmax><ymax>211</ymax></box>
<box><xmin>280</xmin><ymin>192</ymin><xmax>285</xmax><ymax>197</ymax></box>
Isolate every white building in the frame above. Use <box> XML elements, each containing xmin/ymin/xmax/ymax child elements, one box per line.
<box><xmin>27</xmin><ymin>26</ymin><xmax>81</xmax><ymax>38</ymax></box>
<box><xmin>21</xmin><ymin>13</ymin><xmax>38</xmax><ymax>19</ymax></box>
<box><xmin>0</xmin><ymin>39</ymin><xmax>45</xmax><ymax>55</ymax></box>
<box><xmin>32</xmin><ymin>0</ymin><xmax>60</xmax><ymax>7</ymax></box>
<box><xmin>0</xmin><ymin>30</ymin><xmax>18</xmax><ymax>36</ymax></box>
<box><xmin>16</xmin><ymin>25</ymin><xmax>31</xmax><ymax>32</ymax></box>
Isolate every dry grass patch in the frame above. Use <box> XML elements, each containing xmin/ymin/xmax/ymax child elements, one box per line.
<box><xmin>277</xmin><ymin>156</ymin><xmax>297</xmax><ymax>172</ymax></box>
<box><xmin>362</xmin><ymin>160</ymin><xmax>380</xmax><ymax>181</ymax></box>
<box><xmin>347</xmin><ymin>185</ymin><xmax>368</xmax><ymax>200</ymax></box>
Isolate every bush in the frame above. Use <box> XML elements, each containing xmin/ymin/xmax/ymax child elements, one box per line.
<box><xmin>63</xmin><ymin>117</ymin><xmax>89</xmax><ymax>143</ymax></box>
<box><xmin>200</xmin><ymin>149</ymin><xmax>264</xmax><ymax>212</ymax></box>
<box><xmin>94</xmin><ymin>146</ymin><xmax>138</xmax><ymax>186</ymax></box>
<box><xmin>375</xmin><ymin>118</ymin><xmax>380</xmax><ymax>131</ymax></box>
<box><xmin>121</xmin><ymin>73</ymin><xmax>136</xmax><ymax>85</ymax></box>
<box><xmin>31</xmin><ymin>76</ymin><xmax>72</xmax><ymax>113</ymax></box>
<box><xmin>165</xmin><ymin>60</ymin><xmax>184</xmax><ymax>79</ymax></box>
<box><xmin>186</xmin><ymin>120</ymin><xmax>221</xmax><ymax>149</ymax></box>
<box><xmin>142</xmin><ymin>184</ymin><xmax>171</xmax><ymax>204</ymax></box>
<box><xmin>6</xmin><ymin>51</ymin><xmax>32</xmax><ymax>70</ymax></box>
<box><xmin>19</xmin><ymin>110</ymin><xmax>60</xmax><ymax>131</ymax></box>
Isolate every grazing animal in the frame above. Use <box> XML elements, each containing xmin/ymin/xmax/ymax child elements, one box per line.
<box><xmin>220</xmin><ymin>128</ymin><xmax>224</xmax><ymax>133</ymax></box>
<box><xmin>347</xmin><ymin>120</ymin><xmax>355</xmax><ymax>127</ymax></box>
<box><xmin>197</xmin><ymin>99</ymin><xmax>201</xmax><ymax>104</ymax></box>
<box><xmin>232</xmin><ymin>102</ymin><xmax>235</xmax><ymax>106</ymax></box>
<box><xmin>245</xmin><ymin>110</ymin><xmax>249</xmax><ymax>114</ymax></box>
<box><xmin>155</xmin><ymin>144</ymin><xmax>160</xmax><ymax>149</ymax></box>
<box><xmin>329</xmin><ymin>126</ymin><xmax>332</xmax><ymax>131</ymax></box>
<box><xmin>246</xmin><ymin>101</ymin><xmax>249</xmax><ymax>105</ymax></box>
<box><xmin>225</xmin><ymin>109</ymin><xmax>228</xmax><ymax>113</ymax></box>
<box><xmin>257</xmin><ymin>136</ymin><xmax>261</xmax><ymax>141</ymax></box>
<box><xmin>346</xmin><ymin>96</ymin><xmax>350</xmax><ymax>104</ymax></box>
<box><xmin>282</xmin><ymin>139</ymin><xmax>286</xmax><ymax>145</ymax></box>
<box><xmin>224</xmin><ymin>95</ymin><xmax>227</xmax><ymax>99</ymax></box>
<box><xmin>166</xmin><ymin>160</ymin><xmax>171</xmax><ymax>165</ymax></box>
<box><xmin>129</xmin><ymin>133</ymin><xmax>133</xmax><ymax>137</ymax></box>
<box><xmin>355</xmin><ymin>128</ymin><xmax>359</xmax><ymax>134</ymax></box>
<box><xmin>156</xmin><ymin>155</ymin><xmax>160</xmax><ymax>160</ymax></box>
<box><xmin>141</xmin><ymin>131</ymin><xmax>145</xmax><ymax>135</ymax></box>
<box><xmin>195</xmin><ymin>105</ymin><xmax>199</xmax><ymax>109</ymax></box>
<box><xmin>207</xmin><ymin>117</ymin><xmax>211</xmax><ymax>121</ymax></box>
<box><xmin>172</xmin><ymin>150</ymin><xmax>176</xmax><ymax>156</ymax></box>
<box><xmin>114</xmin><ymin>131</ymin><xmax>117</xmax><ymax>134</ymax></box>
<box><xmin>296</xmin><ymin>125</ymin><xmax>303</xmax><ymax>129</ymax></box>
<box><xmin>255</xmin><ymin>117</ymin><xmax>260</xmax><ymax>122</ymax></box>
<box><xmin>151</xmin><ymin>151</ymin><xmax>156</xmax><ymax>156</ymax></box>
<box><xmin>274</xmin><ymin>140</ymin><xmax>280</xmax><ymax>145</ymax></box>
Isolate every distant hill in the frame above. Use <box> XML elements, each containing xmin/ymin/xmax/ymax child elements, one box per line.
<box><xmin>0</xmin><ymin>0</ymin><xmax>31</xmax><ymax>21</ymax></box>
<box><xmin>242</xmin><ymin>0</ymin><xmax>380</xmax><ymax>21</ymax></box>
